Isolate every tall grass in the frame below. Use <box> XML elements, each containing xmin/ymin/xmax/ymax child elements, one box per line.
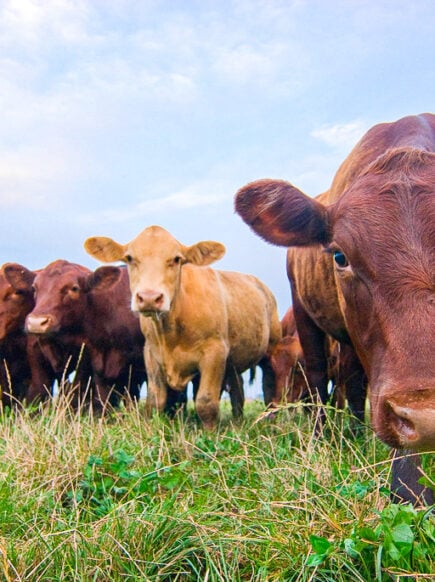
<box><xmin>0</xmin><ymin>397</ymin><xmax>433</xmax><ymax>581</ymax></box>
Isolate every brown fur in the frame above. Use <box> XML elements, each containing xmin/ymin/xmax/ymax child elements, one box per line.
<box><xmin>17</xmin><ymin>260</ymin><xmax>146</xmax><ymax>409</ymax></box>
<box><xmin>235</xmin><ymin>113</ymin><xmax>435</xmax><ymax>464</ymax></box>
<box><xmin>0</xmin><ymin>264</ymin><xmax>36</xmax><ymax>406</ymax></box>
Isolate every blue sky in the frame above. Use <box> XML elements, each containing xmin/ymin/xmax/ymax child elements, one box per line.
<box><xmin>1</xmin><ymin>0</ymin><xmax>434</xmax><ymax>316</ymax></box>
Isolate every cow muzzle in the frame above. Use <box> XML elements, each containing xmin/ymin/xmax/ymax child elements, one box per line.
<box><xmin>133</xmin><ymin>290</ymin><xmax>169</xmax><ymax>315</ymax></box>
<box><xmin>380</xmin><ymin>389</ymin><xmax>435</xmax><ymax>451</ymax></box>
<box><xmin>26</xmin><ymin>314</ymin><xmax>58</xmax><ymax>334</ymax></box>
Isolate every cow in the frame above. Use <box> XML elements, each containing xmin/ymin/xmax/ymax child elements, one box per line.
<box><xmin>268</xmin><ymin>308</ymin><xmax>307</xmax><ymax>405</ymax></box>
<box><xmin>20</xmin><ymin>259</ymin><xmax>146</xmax><ymax>410</ymax></box>
<box><xmin>269</xmin><ymin>308</ymin><xmax>357</xmax><ymax>412</ymax></box>
<box><xmin>84</xmin><ymin>225</ymin><xmax>282</xmax><ymax>428</ymax></box>
<box><xmin>235</xmin><ymin>113</ymin><xmax>435</xmax><ymax>504</ymax></box>
<box><xmin>0</xmin><ymin>263</ymin><xmax>36</xmax><ymax>407</ymax></box>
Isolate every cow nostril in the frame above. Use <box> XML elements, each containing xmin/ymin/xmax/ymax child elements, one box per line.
<box><xmin>386</xmin><ymin>400</ymin><xmax>417</xmax><ymax>441</ymax></box>
<box><xmin>154</xmin><ymin>293</ymin><xmax>164</xmax><ymax>306</ymax></box>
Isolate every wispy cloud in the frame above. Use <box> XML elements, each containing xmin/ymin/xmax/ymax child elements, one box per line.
<box><xmin>310</xmin><ymin>120</ymin><xmax>369</xmax><ymax>151</ymax></box>
<box><xmin>78</xmin><ymin>180</ymin><xmax>229</xmax><ymax>226</ymax></box>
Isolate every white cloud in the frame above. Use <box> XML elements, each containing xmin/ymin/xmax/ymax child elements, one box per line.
<box><xmin>78</xmin><ymin>180</ymin><xmax>228</xmax><ymax>226</ymax></box>
<box><xmin>0</xmin><ymin>0</ymin><xmax>93</xmax><ymax>48</ymax></box>
<box><xmin>310</xmin><ymin>120</ymin><xmax>369</xmax><ymax>151</ymax></box>
<box><xmin>0</xmin><ymin>141</ymin><xmax>88</xmax><ymax>209</ymax></box>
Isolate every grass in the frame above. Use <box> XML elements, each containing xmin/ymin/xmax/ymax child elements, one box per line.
<box><xmin>0</xmin><ymin>398</ymin><xmax>433</xmax><ymax>581</ymax></box>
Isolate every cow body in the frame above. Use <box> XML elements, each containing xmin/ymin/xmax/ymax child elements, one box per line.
<box><xmin>235</xmin><ymin>113</ymin><xmax>435</xmax><ymax>503</ymax></box>
<box><xmin>0</xmin><ymin>264</ymin><xmax>36</xmax><ymax>406</ymax></box>
<box><xmin>80</xmin><ymin>265</ymin><xmax>146</xmax><ymax>405</ymax></box>
<box><xmin>85</xmin><ymin>226</ymin><xmax>281</xmax><ymax>428</ymax></box>
<box><xmin>20</xmin><ymin>260</ymin><xmax>145</xmax><ymax>408</ymax></box>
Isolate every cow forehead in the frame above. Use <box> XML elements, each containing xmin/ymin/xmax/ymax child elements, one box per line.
<box><xmin>128</xmin><ymin>226</ymin><xmax>183</xmax><ymax>260</ymax></box>
<box><xmin>35</xmin><ymin>262</ymin><xmax>90</xmax><ymax>287</ymax></box>
<box><xmin>331</xmin><ymin>159</ymin><xmax>435</xmax><ymax>239</ymax></box>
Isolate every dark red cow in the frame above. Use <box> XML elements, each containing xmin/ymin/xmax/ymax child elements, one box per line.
<box><xmin>20</xmin><ymin>259</ymin><xmax>146</xmax><ymax>409</ymax></box>
<box><xmin>235</xmin><ymin>113</ymin><xmax>435</xmax><ymax>504</ymax></box>
<box><xmin>0</xmin><ymin>264</ymin><xmax>36</xmax><ymax>407</ymax></box>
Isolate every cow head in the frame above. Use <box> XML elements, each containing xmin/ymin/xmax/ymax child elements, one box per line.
<box><xmin>0</xmin><ymin>264</ymin><xmax>36</xmax><ymax>340</ymax></box>
<box><xmin>235</xmin><ymin>149</ymin><xmax>435</xmax><ymax>452</ymax></box>
<box><xmin>84</xmin><ymin>225</ymin><xmax>226</xmax><ymax>316</ymax></box>
<box><xmin>269</xmin><ymin>335</ymin><xmax>306</xmax><ymax>404</ymax></box>
<box><xmin>26</xmin><ymin>260</ymin><xmax>92</xmax><ymax>335</ymax></box>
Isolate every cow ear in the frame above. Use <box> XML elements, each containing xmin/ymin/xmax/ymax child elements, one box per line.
<box><xmin>3</xmin><ymin>263</ymin><xmax>36</xmax><ymax>290</ymax></box>
<box><xmin>84</xmin><ymin>236</ymin><xmax>125</xmax><ymax>263</ymax></box>
<box><xmin>184</xmin><ymin>241</ymin><xmax>226</xmax><ymax>266</ymax></box>
<box><xmin>235</xmin><ymin>179</ymin><xmax>329</xmax><ymax>246</ymax></box>
<box><xmin>87</xmin><ymin>266</ymin><xmax>123</xmax><ymax>292</ymax></box>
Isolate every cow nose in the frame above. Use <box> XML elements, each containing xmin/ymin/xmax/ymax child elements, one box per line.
<box><xmin>26</xmin><ymin>314</ymin><xmax>53</xmax><ymax>334</ymax></box>
<box><xmin>386</xmin><ymin>397</ymin><xmax>435</xmax><ymax>451</ymax></box>
<box><xmin>135</xmin><ymin>290</ymin><xmax>165</xmax><ymax>311</ymax></box>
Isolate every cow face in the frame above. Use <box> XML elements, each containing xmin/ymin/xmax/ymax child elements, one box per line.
<box><xmin>26</xmin><ymin>260</ymin><xmax>91</xmax><ymax>335</ymax></box>
<box><xmin>327</xmin><ymin>151</ymin><xmax>435</xmax><ymax>449</ymax></box>
<box><xmin>235</xmin><ymin>151</ymin><xmax>435</xmax><ymax>452</ymax></box>
<box><xmin>0</xmin><ymin>264</ymin><xmax>36</xmax><ymax>340</ymax></box>
<box><xmin>84</xmin><ymin>226</ymin><xmax>226</xmax><ymax>316</ymax></box>
<box><xmin>269</xmin><ymin>335</ymin><xmax>305</xmax><ymax>404</ymax></box>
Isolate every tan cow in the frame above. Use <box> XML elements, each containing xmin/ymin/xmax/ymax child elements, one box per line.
<box><xmin>84</xmin><ymin>225</ymin><xmax>281</xmax><ymax>428</ymax></box>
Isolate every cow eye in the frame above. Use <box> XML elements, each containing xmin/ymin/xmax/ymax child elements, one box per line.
<box><xmin>333</xmin><ymin>250</ymin><xmax>350</xmax><ymax>269</ymax></box>
<box><xmin>124</xmin><ymin>254</ymin><xmax>133</xmax><ymax>264</ymax></box>
<box><xmin>168</xmin><ymin>256</ymin><xmax>183</xmax><ymax>267</ymax></box>
<box><xmin>71</xmin><ymin>285</ymin><xmax>80</xmax><ymax>293</ymax></box>
<box><xmin>14</xmin><ymin>289</ymin><xmax>24</xmax><ymax>296</ymax></box>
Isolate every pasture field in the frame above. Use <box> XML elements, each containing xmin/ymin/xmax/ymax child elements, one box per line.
<box><xmin>0</xmin><ymin>398</ymin><xmax>433</xmax><ymax>581</ymax></box>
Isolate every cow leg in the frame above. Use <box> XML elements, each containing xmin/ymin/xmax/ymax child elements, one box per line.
<box><xmin>128</xmin><ymin>365</ymin><xmax>144</xmax><ymax>403</ymax></box>
<box><xmin>164</xmin><ymin>386</ymin><xmax>188</xmax><ymax>418</ymax></box>
<box><xmin>291</xmin><ymin>294</ymin><xmax>329</xmax><ymax>424</ymax></box>
<box><xmin>337</xmin><ymin>343</ymin><xmax>367</xmax><ymax>427</ymax></box>
<box><xmin>26</xmin><ymin>340</ymin><xmax>54</xmax><ymax>404</ymax></box>
<box><xmin>92</xmin><ymin>378</ymin><xmax>118</xmax><ymax>414</ymax></box>
<box><xmin>196</xmin><ymin>345</ymin><xmax>227</xmax><ymax>429</ymax></box>
<box><xmin>143</xmin><ymin>348</ymin><xmax>169</xmax><ymax>416</ymax></box>
<box><xmin>225</xmin><ymin>367</ymin><xmax>244</xmax><ymax>420</ymax></box>
<box><xmin>259</xmin><ymin>356</ymin><xmax>276</xmax><ymax>407</ymax></box>
<box><xmin>390</xmin><ymin>450</ymin><xmax>434</xmax><ymax>506</ymax></box>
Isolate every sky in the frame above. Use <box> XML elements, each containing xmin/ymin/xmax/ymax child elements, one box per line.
<box><xmin>1</xmin><ymin>0</ymin><xmax>434</xmax><ymax>319</ymax></box>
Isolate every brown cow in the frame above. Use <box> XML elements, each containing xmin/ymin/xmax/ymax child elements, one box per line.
<box><xmin>0</xmin><ymin>263</ymin><xmax>36</xmax><ymax>407</ymax></box>
<box><xmin>84</xmin><ymin>225</ymin><xmax>282</xmax><ymax>428</ymax></box>
<box><xmin>235</xmin><ymin>113</ymin><xmax>435</xmax><ymax>504</ymax></box>
<box><xmin>20</xmin><ymin>259</ymin><xmax>146</xmax><ymax>409</ymax></box>
<box><xmin>269</xmin><ymin>307</ymin><xmax>306</xmax><ymax>405</ymax></box>
<box><xmin>269</xmin><ymin>308</ymin><xmax>358</xmax><ymax>411</ymax></box>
